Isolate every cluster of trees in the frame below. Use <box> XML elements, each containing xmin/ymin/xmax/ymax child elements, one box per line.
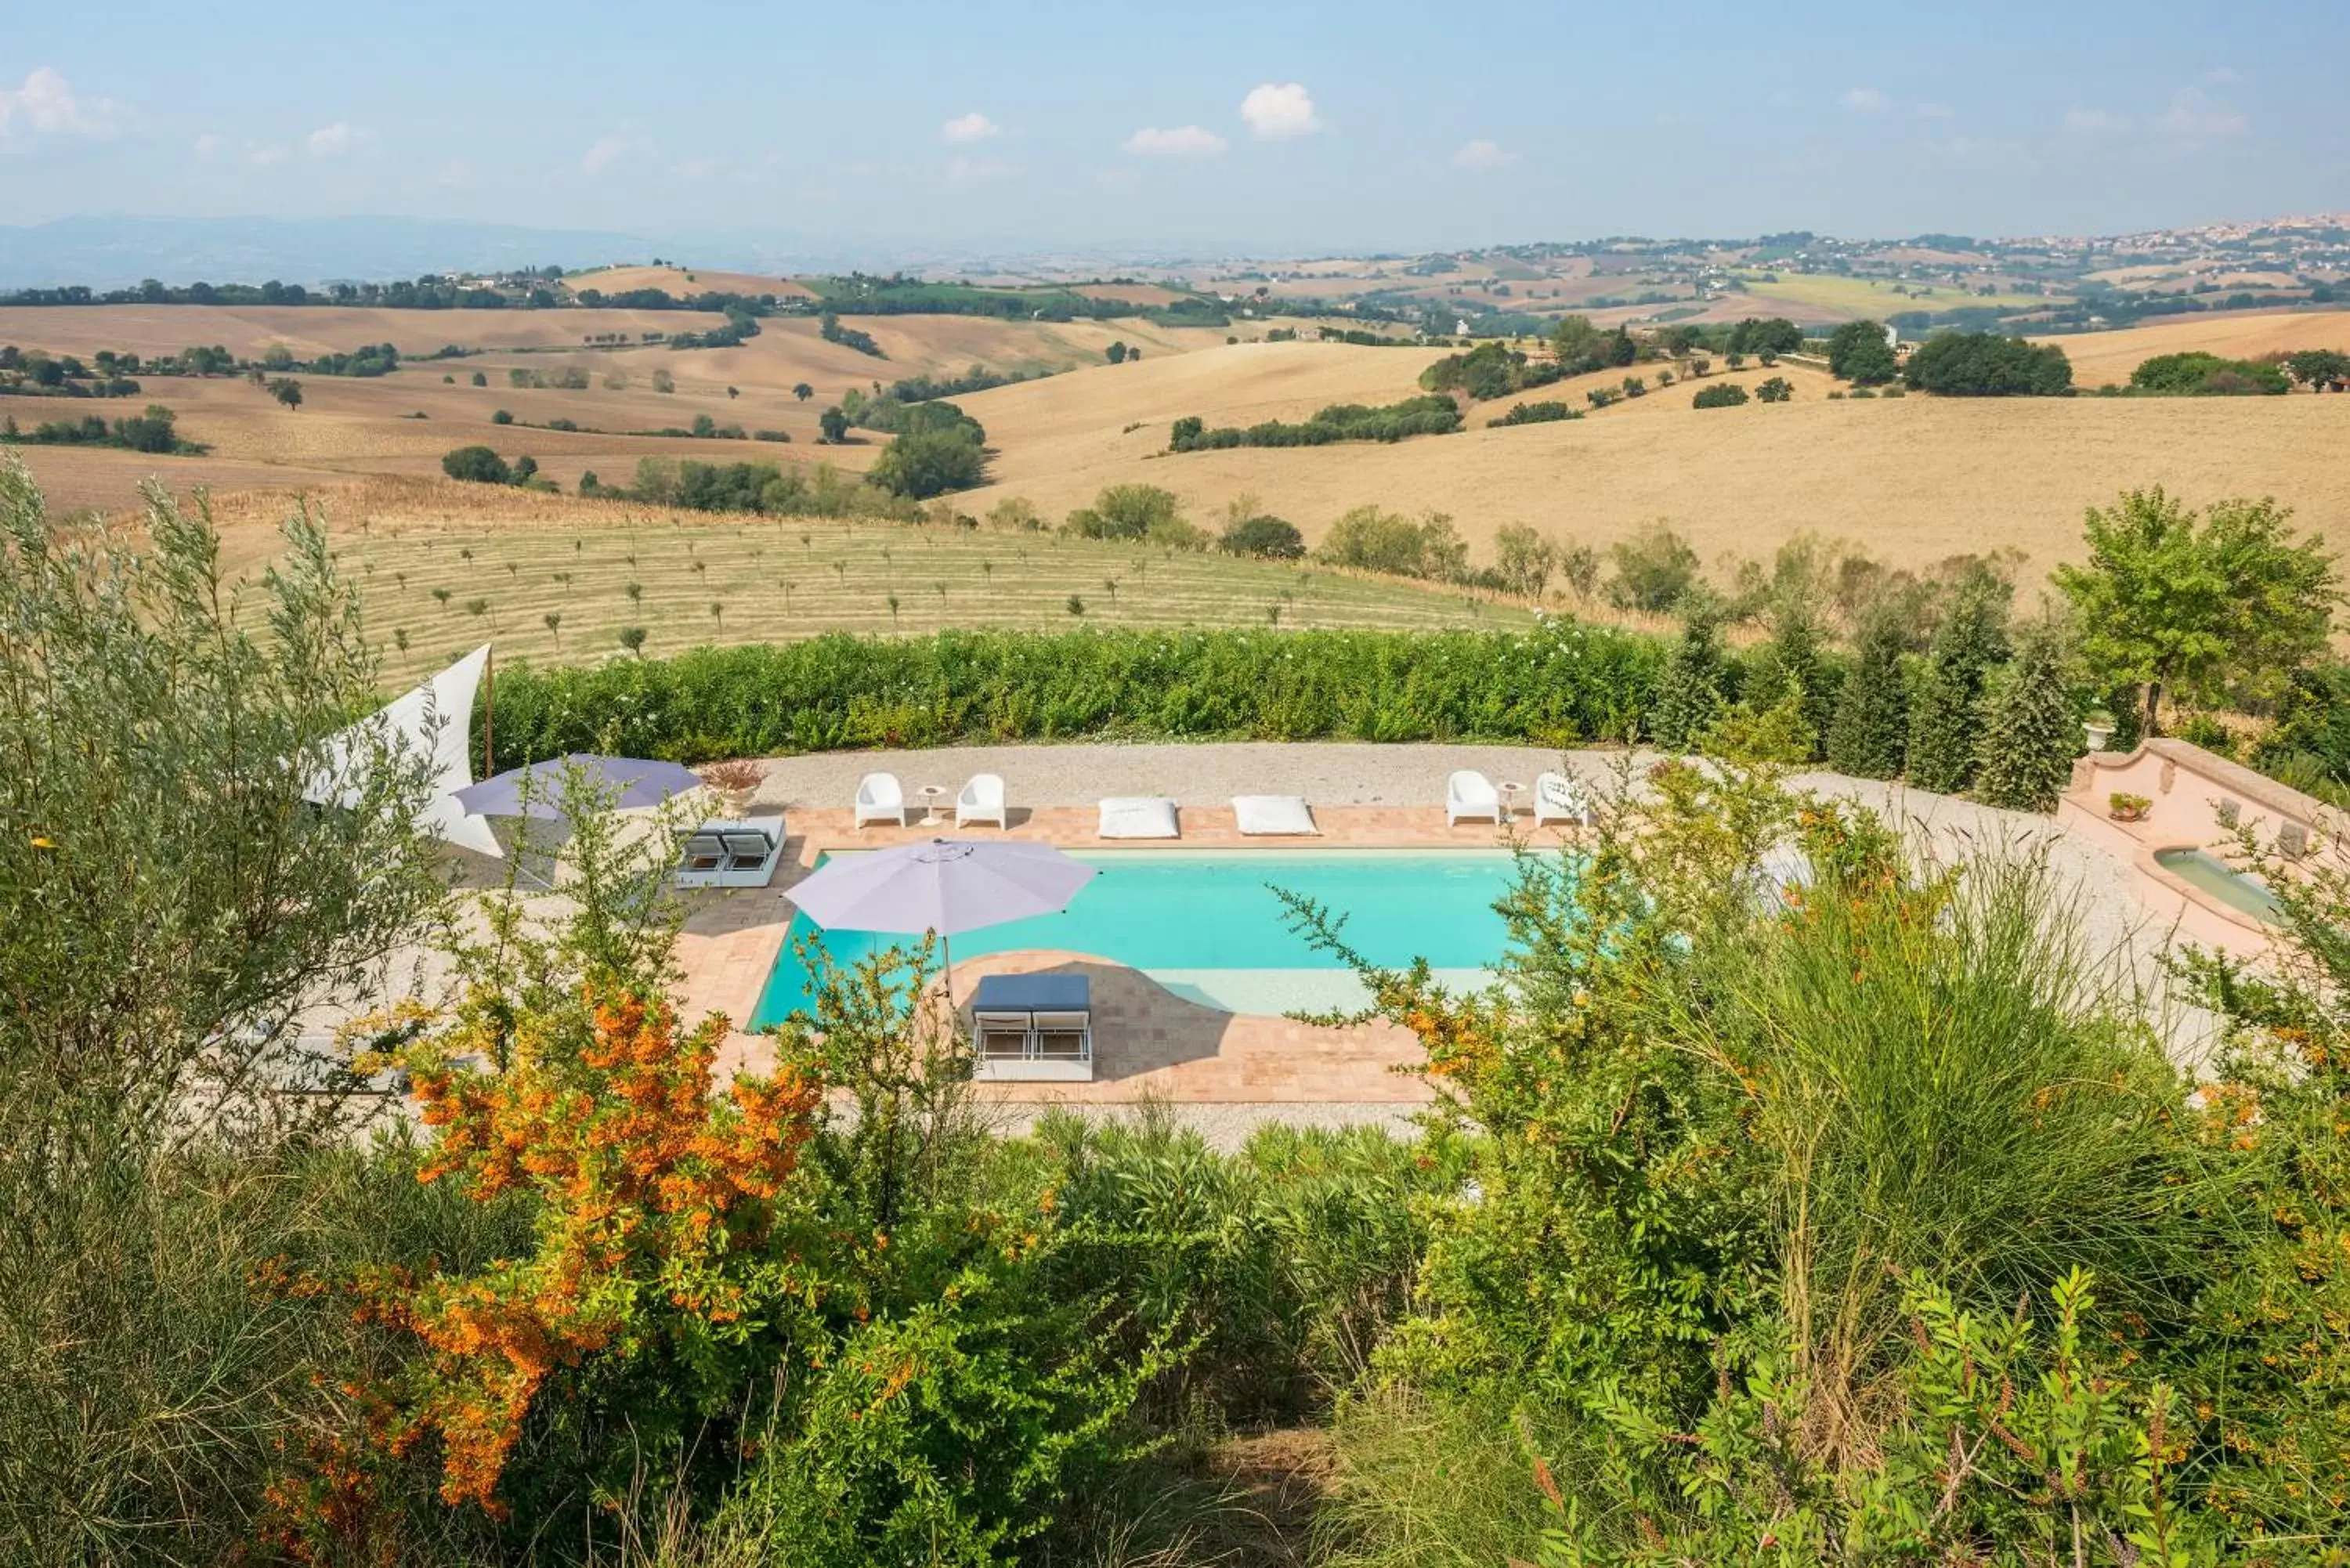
<box><xmin>1217</xmin><ymin>508</ymin><xmax>1305</xmax><ymax>559</ymax></box>
<box><xmin>1692</xmin><ymin>381</ymin><xmax>1749</xmax><ymax>408</ymax></box>
<box><xmin>505</xmin><ymin>365</ymin><xmax>592</xmax><ymax>391</ymax></box>
<box><xmin>0</xmin><ymin>273</ymin><xmax>556</xmax><ymax>309</ymax></box>
<box><xmin>1</xmin><ymin>403</ymin><xmax>199</xmax><ymax>454</ymax></box>
<box><xmin>662</xmin><ymin>309</ymin><xmax>761</xmax><ymax>350</ymax></box>
<box><xmin>571</xmin><ymin>287</ymin><xmax>784</xmax><ymax>316</ymax></box>
<box><xmin>1549</xmin><ymin>314</ymin><xmax>1641</xmax><ymax>374</ymax></box>
<box><xmin>884</xmin><ymin>363</ymin><xmax>1049</xmax><ymax>401</ymax></box>
<box><xmin>818</xmin><ymin>310</ymin><xmax>885</xmax><ymax>358</ymax></box>
<box><xmin>300</xmin><ymin>341</ymin><xmax>401</xmax><ymax>378</ymax></box>
<box><xmin>2285</xmin><ymin>347</ymin><xmax>2350</xmax><ymax>389</ymax></box>
<box><xmin>0</xmin><ymin>345</ymin><xmax>142</xmax><ymax>398</ymax></box>
<box><xmin>598</xmin><ymin>456</ymin><xmax>909</xmax><ymax>521</ymax></box>
<box><xmin>1723</xmin><ymin>314</ymin><xmax>1804</xmax><ymax>355</ymax></box>
<box><xmin>808</xmin><ymin>272</ymin><xmax>1229</xmax><ymax>327</ymax></box>
<box><xmin>1061</xmin><ymin>482</ymin><xmax>1206</xmax><ymax>547</ymax></box>
<box><xmin>834</xmin><ymin>391</ymin><xmax>990</xmax><ymax>500</ymax></box>
<box><xmin>1901</xmin><ymin>331</ymin><xmax>2074</xmax><ymax>395</ymax></box>
<box><xmin>1636</xmin><ymin>487</ymin><xmax>2341</xmax><ymax>814</ymax></box>
<box><xmin>1315</xmin><ymin>504</ymin><xmax>1472</xmax><ymax>580</ymax></box>
<box><xmin>1422</xmin><ymin>340</ymin><xmax>1566</xmax><ymax>399</ymax></box>
<box><xmin>1167</xmin><ymin>395</ymin><xmax>1462</xmax><ymax>451</ymax></box>
<box><xmin>1487</xmin><ymin>399</ymin><xmax>1581</xmax><ymax>427</ymax></box>
<box><xmin>2128</xmin><ymin>350</ymin><xmax>2293</xmax><ymax>396</ymax></box>
<box><xmin>1824</xmin><ymin>318</ymin><xmax>1900</xmax><ymax>383</ymax></box>
<box><xmin>439</xmin><ymin>445</ymin><xmax>551</xmax><ymax>489</ymax></box>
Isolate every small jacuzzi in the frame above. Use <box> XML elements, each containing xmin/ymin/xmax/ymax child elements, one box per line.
<box><xmin>2152</xmin><ymin>846</ymin><xmax>2283</xmax><ymax>924</ymax></box>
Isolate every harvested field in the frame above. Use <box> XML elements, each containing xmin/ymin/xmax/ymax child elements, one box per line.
<box><xmin>0</xmin><ymin>304</ymin><xmax>732</xmax><ymax>360</ymax></box>
<box><xmin>2034</xmin><ymin>309</ymin><xmax>2350</xmax><ymax>388</ymax></box>
<box><xmin>962</xmin><ymin>379</ymin><xmax>2350</xmax><ymax>577</ymax></box>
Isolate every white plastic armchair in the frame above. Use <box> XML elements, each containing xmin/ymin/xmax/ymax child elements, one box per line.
<box><xmin>956</xmin><ymin>773</ymin><xmax>1007</xmax><ymax>829</ymax></box>
<box><xmin>854</xmin><ymin>771</ymin><xmax>907</xmax><ymax>828</ymax></box>
<box><xmin>1532</xmin><ymin>769</ymin><xmax>1593</xmax><ymax>828</ymax></box>
<box><xmin>1446</xmin><ymin>769</ymin><xmax>1502</xmax><ymax>827</ymax></box>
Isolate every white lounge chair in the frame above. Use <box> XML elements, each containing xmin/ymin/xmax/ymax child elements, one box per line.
<box><xmin>1099</xmin><ymin>797</ymin><xmax>1179</xmax><ymax>840</ymax></box>
<box><xmin>1233</xmin><ymin>795</ymin><xmax>1318</xmax><ymax>836</ymax></box>
<box><xmin>854</xmin><ymin>771</ymin><xmax>907</xmax><ymax>828</ymax></box>
<box><xmin>956</xmin><ymin>773</ymin><xmax>1007</xmax><ymax>829</ymax></box>
<box><xmin>1446</xmin><ymin>770</ymin><xmax>1502</xmax><ymax>827</ymax></box>
<box><xmin>1532</xmin><ymin>770</ymin><xmax>1593</xmax><ymax>828</ymax></box>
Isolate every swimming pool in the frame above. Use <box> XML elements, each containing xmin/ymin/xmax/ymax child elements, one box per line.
<box><xmin>749</xmin><ymin>848</ymin><xmax>1526</xmax><ymax>1028</ymax></box>
<box><xmin>2153</xmin><ymin>846</ymin><xmax>2283</xmax><ymax>923</ymax></box>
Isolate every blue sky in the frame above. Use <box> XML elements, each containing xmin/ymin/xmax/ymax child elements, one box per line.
<box><xmin>2</xmin><ymin>0</ymin><xmax>2343</xmax><ymax>252</ymax></box>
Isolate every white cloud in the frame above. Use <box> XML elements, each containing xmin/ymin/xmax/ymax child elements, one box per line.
<box><xmin>0</xmin><ymin>67</ymin><xmax>125</xmax><ymax>146</ymax></box>
<box><xmin>941</xmin><ymin>111</ymin><xmax>1000</xmax><ymax>144</ymax></box>
<box><xmin>1911</xmin><ymin>100</ymin><xmax>1954</xmax><ymax>121</ymax></box>
<box><xmin>945</xmin><ymin>153</ymin><xmax>1014</xmax><ymax>185</ymax></box>
<box><xmin>2063</xmin><ymin>106</ymin><xmax>2128</xmax><ymax>135</ymax></box>
<box><xmin>1123</xmin><ymin>124</ymin><xmax>1227</xmax><ymax>157</ymax></box>
<box><xmin>1240</xmin><ymin>81</ymin><xmax>1322</xmax><ymax>139</ymax></box>
<box><xmin>428</xmin><ymin>156</ymin><xmax>474</xmax><ymax>189</ymax></box>
<box><xmin>2206</xmin><ymin>65</ymin><xmax>2244</xmax><ymax>85</ymax></box>
<box><xmin>306</xmin><ymin>121</ymin><xmax>359</xmax><ymax>157</ymax></box>
<box><xmin>1840</xmin><ymin>85</ymin><xmax>1890</xmax><ymax>114</ymax></box>
<box><xmin>581</xmin><ymin>133</ymin><xmax>637</xmax><ymax>175</ymax></box>
<box><xmin>248</xmin><ymin>145</ymin><xmax>288</xmax><ymax>168</ymax></box>
<box><xmin>2159</xmin><ymin>85</ymin><xmax>2247</xmax><ymax>143</ymax></box>
<box><xmin>191</xmin><ymin>131</ymin><xmax>227</xmax><ymax>161</ymax></box>
<box><xmin>1452</xmin><ymin>139</ymin><xmax>1513</xmax><ymax>171</ymax></box>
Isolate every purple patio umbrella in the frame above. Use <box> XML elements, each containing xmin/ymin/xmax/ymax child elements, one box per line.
<box><xmin>785</xmin><ymin>838</ymin><xmax>1097</xmax><ymax>1001</ymax></box>
<box><xmin>454</xmin><ymin>753</ymin><xmax>707</xmax><ymax>820</ymax></box>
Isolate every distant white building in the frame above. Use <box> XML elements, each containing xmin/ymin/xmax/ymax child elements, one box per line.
<box><xmin>1455</xmin><ymin>318</ymin><xmax>1471</xmax><ymax>335</ymax></box>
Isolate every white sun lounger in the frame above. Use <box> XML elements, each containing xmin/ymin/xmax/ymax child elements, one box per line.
<box><xmin>1233</xmin><ymin>795</ymin><xmax>1319</xmax><ymax>836</ymax></box>
<box><xmin>854</xmin><ymin>771</ymin><xmax>907</xmax><ymax>828</ymax></box>
<box><xmin>956</xmin><ymin>773</ymin><xmax>1007</xmax><ymax>829</ymax></box>
<box><xmin>1446</xmin><ymin>769</ymin><xmax>1502</xmax><ymax>827</ymax></box>
<box><xmin>1532</xmin><ymin>770</ymin><xmax>1593</xmax><ymax>828</ymax></box>
<box><xmin>674</xmin><ymin>814</ymin><xmax>786</xmax><ymax>889</ymax></box>
<box><xmin>1098</xmin><ymin>796</ymin><xmax>1179</xmax><ymax>840</ymax></box>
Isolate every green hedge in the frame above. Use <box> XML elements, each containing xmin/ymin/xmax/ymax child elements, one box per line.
<box><xmin>479</xmin><ymin>622</ymin><xmax>1679</xmax><ymax>763</ymax></box>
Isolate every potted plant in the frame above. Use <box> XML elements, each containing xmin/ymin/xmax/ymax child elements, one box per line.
<box><xmin>2109</xmin><ymin>791</ymin><xmax>2152</xmax><ymax>823</ymax></box>
<box><xmin>697</xmin><ymin>759</ymin><xmax>763</xmax><ymax>818</ymax></box>
<box><xmin>2083</xmin><ymin>707</ymin><xmax>2117</xmax><ymax>752</ymax></box>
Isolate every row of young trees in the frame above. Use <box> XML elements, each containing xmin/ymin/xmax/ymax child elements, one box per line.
<box><xmin>1641</xmin><ymin>486</ymin><xmax>2340</xmax><ymax>810</ymax></box>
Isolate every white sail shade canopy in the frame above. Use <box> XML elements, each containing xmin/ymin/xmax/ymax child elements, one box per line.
<box><xmin>304</xmin><ymin>644</ymin><xmax>502</xmax><ymax>858</ymax></box>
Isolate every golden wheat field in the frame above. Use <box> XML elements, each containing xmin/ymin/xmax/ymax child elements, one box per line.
<box><xmin>962</xmin><ymin>360</ymin><xmax>2350</xmax><ymax>576</ymax></box>
<box><xmin>2031</xmin><ymin>309</ymin><xmax>2350</xmax><ymax>387</ymax></box>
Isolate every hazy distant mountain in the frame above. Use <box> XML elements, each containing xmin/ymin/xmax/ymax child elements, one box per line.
<box><xmin>0</xmin><ymin>216</ymin><xmax>1000</xmax><ymax>290</ymax></box>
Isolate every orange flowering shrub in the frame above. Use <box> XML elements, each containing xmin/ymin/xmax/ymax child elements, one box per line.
<box><xmin>352</xmin><ymin>984</ymin><xmax>822</xmax><ymax>1514</ymax></box>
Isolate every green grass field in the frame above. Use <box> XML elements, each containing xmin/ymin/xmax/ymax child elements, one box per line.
<box><xmin>1734</xmin><ymin>271</ymin><xmax>2052</xmax><ymax>317</ymax></box>
<box><xmin>336</xmin><ymin>514</ymin><xmax>1531</xmax><ymax>685</ymax></box>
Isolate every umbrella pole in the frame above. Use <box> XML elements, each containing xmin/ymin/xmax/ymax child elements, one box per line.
<box><xmin>939</xmin><ymin>929</ymin><xmax>956</xmax><ymax>1030</ymax></box>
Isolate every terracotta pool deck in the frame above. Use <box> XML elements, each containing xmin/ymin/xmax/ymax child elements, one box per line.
<box><xmin>679</xmin><ymin>802</ymin><xmax>1579</xmax><ymax>1104</ymax></box>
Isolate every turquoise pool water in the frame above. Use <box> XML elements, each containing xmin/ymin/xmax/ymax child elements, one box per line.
<box><xmin>749</xmin><ymin>848</ymin><xmax>1524</xmax><ymax>1028</ymax></box>
<box><xmin>2153</xmin><ymin>846</ymin><xmax>2283</xmax><ymax>923</ymax></box>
